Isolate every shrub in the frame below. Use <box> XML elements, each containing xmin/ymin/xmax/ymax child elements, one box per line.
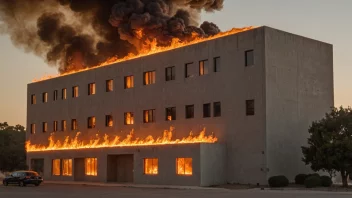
<box><xmin>295</xmin><ymin>174</ymin><xmax>308</xmax><ymax>185</ymax></box>
<box><xmin>268</xmin><ymin>175</ymin><xmax>289</xmax><ymax>187</ymax></box>
<box><xmin>304</xmin><ymin>175</ymin><xmax>322</xmax><ymax>188</ymax></box>
<box><xmin>320</xmin><ymin>176</ymin><xmax>332</xmax><ymax>187</ymax></box>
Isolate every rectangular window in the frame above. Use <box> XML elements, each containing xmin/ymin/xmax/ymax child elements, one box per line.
<box><xmin>53</xmin><ymin>121</ymin><xmax>58</xmax><ymax>132</ymax></box>
<box><xmin>62</xmin><ymin>88</ymin><xmax>67</xmax><ymax>100</ymax></box>
<box><xmin>143</xmin><ymin>109</ymin><xmax>155</xmax><ymax>123</ymax></box>
<box><xmin>31</xmin><ymin>94</ymin><xmax>36</xmax><ymax>105</ymax></box>
<box><xmin>176</xmin><ymin>158</ymin><xmax>192</xmax><ymax>175</ymax></box>
<box><xmin>88</xmin><ymin>83</ymin><xmax>96</xmax><ymax>95</ymax></box>
<box><xmin>143</xmin><ymin>71</ymin><xmax>156</xmax><ymax>85</ymax></box>
<box><xmin>53</xmin><ymin>90</ymin><xmax>58</xmax><ymax>101</ymax></box>
<box><xmin>42</xmin><ymin>122</ymin><xmax>47</xmax><ymax>133</ymax></box>
<box><xmin>124</xmin><ymin>112</ymin><xmax>134</xmax><ymax>125</ymax></box>
<box><xmin>165</xmin><ymin>107</ymin><xmax>176</xmax><ymax>121</ymax></box>
<box><xmin>71</xmin><ymin>119</ymin><xmax>78</xmax><ymax>130</ymax></box>
<box><xmin>30</xmin><ymin>124</ymin><xmax>36</xmax><ymax>134</ymax></box>
<box><xmin>124</xmin><ymin>75</ymin><xmax>134</xmax><ymax>89</ymax></box>
<box><xmin>61</xmin><ymin>120</ymin><xmax>67</xmax><ymax>131</ymax></box>
<box><xmin>213</xmin><ymin>102</ymin><xmax>221</xmax><ymax>117</ymax></box>
<box><xmin>165</xmin><ymin>66</ymin><xmax>175</xmax><ymax>81</ymax></box>
<box><xmin>185</xmin><ymin>62</ymin><xmax>193</xmax><ymax>78</ymax></box>
<box><xmin>42</xmin><ymin>92</ymin><xmax>48</xmax><ymax>103</ymax></box>
<box><xmin>85</xmin><ymin>158</ymin><xmax>97</xmax><ymax>176</ymax></box>
<box><xmin>72</xmin><ymin>86</ymin><xmax>79</xmax><ymax>98</ymax></box>
<box><xmin>105</xmin><ymin>115</ymin><xmax>113</xmax><ymax>127</ymax></box>
<box><xmin>106</xmin><ymin>80</ymin><xmax>113</xmax><ymax>92</ymax></box>
<box><xmin>185</xmin><ymin>105</ymin><xmax>194</xmax><ymax>119</ymax></box>
<box><xmin>62</xmin><ymin>159</ymin><xmax>72</xmax><ymax>176</ymax></box>
<box><xmin>245</xmin><ymin>50</ymin><xmax>254</xmax><ymax>66</ymax></box>
<box><xmin>203</xmin><ymin>103</ymin><xmax>211</xmax><ymax>118</ymax></box>
<box><xmin>214</xmin><ymin>57</ymin><xmax>220</xmax><ymax>72</ymax></box>
<box><xmin>199</xmin><ymin>59</ymin><xmax>209</xmax><ymax>76</ymax></box>
<box><xmin>246</xmin><ymin>100</ymin><xmax>255</xmax><ymax>116</ymax></box>
<box><xmin>144</xmin><ymin>158</ymin><xmax>158</xmax><ymax>175</ymax></box>
<box><xmin>52</xmin><ymin>159</ymin><xmax>61</xmax><ymax>176</ymax></box>
<box><xmin>88</xmin><ymin>117</ymin><xmax>96</xmax><ymax>129</ymax></box>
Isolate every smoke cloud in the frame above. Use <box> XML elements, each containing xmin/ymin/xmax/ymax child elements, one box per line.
<box><xmin>0</xmin><ymin>0</ymin><xmax>223</xmax><ymax>73</ymax></box>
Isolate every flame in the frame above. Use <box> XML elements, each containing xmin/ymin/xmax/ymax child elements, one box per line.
<box><xmin>26</xmin><ymin>128</ymin><xmax>218</xmax><ymax>152</ymax></box>
<box><xmin>32</xmin><ymin>26</ymin><xmax>256</xmax><ymax>83</ymax></box>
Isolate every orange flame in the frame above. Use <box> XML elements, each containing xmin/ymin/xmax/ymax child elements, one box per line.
<box><xmin>26</xmin><ymin>128</ymin><xmax>218</xmax><ymax>152</ymax></box>
<box><xmin>32</xmin><ymin>26</ymin><xmax>256</xmax><ymax>83</ymax></box>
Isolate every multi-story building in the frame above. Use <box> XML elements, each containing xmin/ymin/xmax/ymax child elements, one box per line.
<box><xmin>26</xmin><ymin>26</ymin><xmax>334</xmax><ymax>186</ymax></box>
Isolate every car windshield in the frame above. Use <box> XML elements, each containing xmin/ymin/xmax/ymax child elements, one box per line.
<box><xmin>26</xmin><ymin>172</ymin><xmax>39</xmax><ymax>176</ymax></box>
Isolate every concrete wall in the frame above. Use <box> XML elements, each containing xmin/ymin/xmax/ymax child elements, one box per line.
<box><xmin>264</xmin><ymin>27</ymin><xmax>334</xmax><ymax>181</ymax></box>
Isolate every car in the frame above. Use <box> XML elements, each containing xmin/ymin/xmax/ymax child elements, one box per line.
<box><xmin>2</xmin><ymin>171</ymin><xmax>43</xmax><ymax>187</ymax></box>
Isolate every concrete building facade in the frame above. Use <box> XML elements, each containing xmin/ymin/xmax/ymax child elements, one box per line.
<box><xmin>26</xmin><ymin>26</ymin><xmax>334</xmax><ymax>186</ymax></box>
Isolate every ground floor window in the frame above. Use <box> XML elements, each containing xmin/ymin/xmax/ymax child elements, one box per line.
<box><xmin>176</xmin><ymin>158</ymin><xmax>193</xmax><ymax>175</ymax></box>
<box><xmin>85</xmin><ymin>158</ymin><xmax>97</xmax><ymax>176</ymax></box>
<box><xmin>52</xmin><ymin>159</ymin><xmax>61</xmax><ymax>176</ymax></box>
<box><xmin>144</xmin><ymin>158</ymin><xmax>158</xmax><ymax>175</ymax></box>
<box><xmin>62</xmin><ymin>159</ymin><xmax>72</xmax><ymax>176</ymax></box>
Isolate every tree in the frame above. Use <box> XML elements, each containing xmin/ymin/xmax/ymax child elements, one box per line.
<box><xmin>302</xmin><ymin>107</ymin><xmax>352</xmax><ymax>187</ymax></box>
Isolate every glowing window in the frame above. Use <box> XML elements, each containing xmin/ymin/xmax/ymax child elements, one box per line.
<box><xmin>52</xmin><ymin>159</ymin><xmax>61</xmax><ymax>176</ymax></box>
<box><xmin>88</xmin><ymin>117</ymin><xmax>96</xmax><ymax>129</ymax></box>
<box><xmin>199</xmin><ymin>60</ymin><xmax>209</xmax><ymax>76</ymax></box>
<box><xmin>72</xmin><ymin>86</ymin><xmax>79</xmax><ymax>98</ymax></box>
<box><xmin>62</xmin><ymin>88</ymin><xmax>67</xmax><ymax>99</ymax></box>
<box><xmin>105</xmin><ymin>115</ymin><xmax>113</xmax><ymax>127</ymax></box>
<box><xmin>61</xmin><ymin>120</ymin><xmax>66</xmax><ymax>131</ymax></box>
<box><xmin>42</xmin><ymin>122</ymin><xmax>47</xmax><ymax>133</ymax></box>
<box><xmin>88</xmin><ymin>83</ymin><xmax>96</xmax><ymax>95</ymax></box>
<box><xmin>144</xmin><ymin>158</ymin><xmax>158</xmax><ymax>175</ymax></box>
<box><xmin>30</xmin><ymin>124</ymin><xmax>36</xmax><ymax>134</ymax></box>
<box><xmin>62</xmin><ymin>159</ymin><xmax>72</xmax><ymax>176</ymax></box>
<box><xmin>176</xmin><ymin>158</ymin><xmax>192</xmax><ymax>175</ymax></box>
<box><xmin>42</xmin><ymin>92</ymin><xmax>48</xmax><ymax>103</ymax></box>
<box><xmin>53</xmin><ymin>121</ymin><xmax>58</xmax><ymax>132</ymax></box>
<box><xmin>106</xmin><ymin>80</ymin><xmax>113</xmax><ymax>92</ymax></box>
<box><xmin>165</xmin><ymin>107</ymin><xmax>176</xmax><ymax>121</ymax></box>
<box><xmin>124</xmin><ymin>75</ymin><xmax>134</xmax><ymax>89</ymax></box>
<box><xmin>31</xmin><ymin>94</ymin><xmax>36</xmax><ymax>105</ymax></box>
<box><xmin>71</xmin><ymin>119</ymin><xmax>78</xmax><ymax>130</ymax></box>
<box><xmin>53</xmin><ymin>90</ymin><xmax>58</xmax><ymax>101</ymax></box>
<box><xmin>124</xmin><ymin>112</ymin><xmax>134</xmax><ymax>125</ymax></box>
<box><xmin>143</xmin><ymin>71</ymin><xmax>156</xmax><ymax>85</ymax></box>
<box><xmin>143</xmin><ymin>109</ymin><xmax>155</xmax><ymax>123</ymax></box>
<box><xmin>85</xmin><ymin>158</ymin><xmax>97</xmax><ymax>176</ymax></box>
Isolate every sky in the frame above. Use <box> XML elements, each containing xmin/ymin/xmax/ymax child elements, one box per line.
<box><xmin>0</xmin><ymin>0</ymin><xmax>351</xmax><ymax>126</ymax></box>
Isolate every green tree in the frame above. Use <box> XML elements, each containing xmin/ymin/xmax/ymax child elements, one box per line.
<box><xmin>302</xmin><ymin>107</ymin><xmax>352</xmax><ymax>187</ymax></box>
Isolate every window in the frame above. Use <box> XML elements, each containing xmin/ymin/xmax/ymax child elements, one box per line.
<box><xmin>124</xmin><ymin>112</ymin><xmax>134</xmax><ymax>125</ymax></box>
<box><xmin>143</xmin><ymin>71</ymin><xmax>156</xmax><ymax>85</ymax></box>
<box><xmin>165</xmin><ymin>66</ymin><xmax>175</xmax><ymax>81</ymax></box>
<box><xmin>143</xmin><ymin>109</ymin><xmax>155</xmax><ymax>123</ymax></box>
<box><xmin>185</xmin><ymin>105</ymin><xmax>194</xmax><ymax>119</ymax></box>
<box><xmin>213</xmin><ymin>102</ymin><xmax>221</xmax><ymax>117</ymax></box>
<box><xmin>105</xmin><ymin>115</ymin><xmax>113</xmax><ymax>127</ymax></box>
<box><xmin>124</xmin><ymin>75</ymin><xmax>134</xmax><ymax>89</ymax></box>
<box><xmin>53</xmin><ymin>121</ymin><xmax>58</xmax><ymax>132</ymax></box>
<box><xmin>176</xmin><ymin>158</ymin><xmax>192</xmax><ymax>175</ymax></box>
<box><xmin>52</xmin><ymin>159</ymin><xmax>61</xmax><ymax>176</ymax></box>
<box><xmin>30</xmin><ymin>124</ymin><xmax>36</xmax><ymax>134</ymax></box>
<box><xmin>245</xmin><ymin>50</ymin><xmax>254</xmax><ymax>66</ymax></box>
<box><xmin>203</xmin><ymin>103</ymin><xmax>211</xmax><ymax>118</ymax></box>
<box><xmin>106</xmin><ymin>80</ymin><xmax>113</xmax><ymax>92</ymax></box>
<box><xmin>71</xmin><ymin>119</ymin><xmax>78</xmax><ymax>130</ymax></box>
<box><xmin>72</xmin><ymin>86</ymin><xmax>79</xmax><ymax>98</ymax></box>
<box><xmin>199</xmin><ymin>59</ymin><xmax>209</xmax><ymax>75</ymax></box>
<box><xmin>53</xmin><ymin>90</ymin><xmax>58</xmax><ymax>101</ymax></box>
<box><xmin>214</xmin><ymin>57</ymin><xmax>220</xmax><ymax>72</ymax></box>
<box><xmin>62</xmin><ymin>88</ymin><xmax>67</xmax><ymax>99</ymax></box>
<box><xmin>165</xmin><ymin>107</ymin><xmax>176</xmax><ymax>121</ymax></box>
<box><xmin>144</xmin><ymin>158</ymin><xmax>158</xmax><ymax>175</ymax></box>
<box><xmin>85</xmin><ymin>158</ymin><xmax>97</xmax><ymax>176</ymax></box>
<box><xmin>246</xmin><ymin>100</ymin><xmax>255</xmax><ymax>116</ymax></box>
<box><xmin>42</xmin><ymin>92</ymin><xmax>48</xmax><ymax>103</ymax></box>
<box><xmin>88</xmin><ymin>83</ymin><xmax>96</xmax><ymax>95</ymax></box>
<box><xmin>61</xmin><ymin>120</ymin><xmax>67</xmax><ymax>131</ymax></box>
<box><xmin>88</xmin><ymin>116</ymin><xmax>96</xmax><ymax>129</ymax></box>
<box><xmin>62</xmin><ymin>159</ymin><xmax>72</xmax><ymax>176</ymax></box>
<box><xmin>185</xmin><ymin>62</ymin><xmax>193</xmax><ymax>78</ymax></box>
<box><xmin>42</xmin><ymin>122</ymin><xmax>47</xmax><ymax>133</ymax></box>
<box><xmin>31</xmin><ymin>94</ymin><xmax>36</xmax><ymax>105</ymax></box>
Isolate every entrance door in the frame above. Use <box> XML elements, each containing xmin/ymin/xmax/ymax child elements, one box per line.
<box><xmin>74</xmin><ymin>158</ymin><xmax>85</xmax><ymax>181</ymax></box>
<box><xmin>107</xmin><ymin>154</ymin><xmax>133</xmax><ymax>183</ymax></box>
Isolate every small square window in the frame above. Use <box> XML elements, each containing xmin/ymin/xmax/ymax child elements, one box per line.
<box><xmin>214</xmin><ymin>57</ymin><xmax>220</xmax><ymax>72</ymax></box>
<box><xmin>105</xmin><ymin>115</ymin><xmax>113</xmax><ymax>127</ymax></box>
<box><xmin>62</xmin><ymin>88</ymin><xmax>67</xmax><ymax>100</ymax></box>
<box><xmin>61</xmin><ymin>120</ymin><xmax>67</xmax><ymax>131</ymax></box>
<box><xmin>124</xmin><ymin>112</ymin><xmax>134</xmax><ymax>125</ymax></box>
<box><xmin>176</xmin><ymin>158</ymin><xmax>192</xmax><ymax>175</ymax></box>
<box><xmin>165</xmin><ymin>107</ymin><xmax>176</xmax><ymax>121</ymax></box>
<box><xmin>245</xmin><ymin>50</ymin><xmax>254</xmax><ymax>66</ymax></box>
<box><xmin>30</xmin><ymin>124</ymin><xmax>36</xmax><ymax>134</ymax></box>
<box><xmin>185</xmin><ymin>105</ymin><xmax>194</xmax><ymax>119</ymax></box>
<box><xmin>88</xmin><ymin>116</ymin><xmax>96</xmax><ymax>129</ymax></box>
<box><xmin>246</xmin><ymin>100</ymin><xmax>255</xmax><ymax>116</ymax></box>
<box><xmin>72</xmin><ymin>86</ymin><xmax>79</xmax><ymax>98</ymax></box>
<box><xmin>203</xmin><ymin>103</ymin><xmax>211</xmax><ymax>118</ymax></box>
<box><xmin>42</xmin><ymin>122</ymin><xmax>47</xmax><ymax>133</ymax></box>
<box><xmin>143</xmin><ymin>109</ymin><xmax>155</xmax><ymax>123</ymax></box>
<box><xmin>53</xmin><ymin>90</ymin><xmax>58</xmax><ymax>101</ymax></box>
<box><xmin>106</xmin><ymin>80</ymin><xmax>113</xmax><ymax>92</ymax></box>
<box><xmin>71</xmin><ymin>119</ymin><xmax>78</xmax><ymax>130</ymax></box>
<box><xmin>165</xmin><ymin>66</ymin><xmax>175</xmax><ymax>81</ymax></box>
<box><xmin>53</xmin><ymin>121</ymin><xmax>58</xmax><ymax>132</ymax></box>
<box><xmin>199</xmin><ymin>60</ymin><xmax>209</xmax><ymax>76</ymax></box>
<box><xmin>185</xmin><ymin>63</ymin><xmax>193</xmax><ymax>78</ymax></box>
<box><xmin>88</xmin><ymin>83</ymin><xmax>96</xmax><ymax>95</ymax></box>
<box><xmin>144</xmin><ymin>71</ymin><xmax>156</xmax><ymax>85</ymax></box>
<box><xmin>213</xmin><ymin>102</ymin><xmax>221</xmax><ymax>117</ymax></box>
<box><xmin>144</xmin><ymin>158</ymin><xmax>158</xmax><ymax>175</ymax></box>
<box><xmin>31</xmin><ymin>94</ymin><xmax>36</xmax><ymax>105</ymax></box>
<box><xmin>42</xmin><ymin>92</ymin><xmax>48</xmax><ymax>103</ymax></box>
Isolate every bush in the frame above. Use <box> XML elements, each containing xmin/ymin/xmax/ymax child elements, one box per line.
<box><xmin>304</xmin><ymin>176</ymin><xmax>322</xmax><ymax>188</ymax></box>
<box><xmin>295</xmin><ymin>174</ymin><xmax>308</xmax><ymax>185</ymax></box>
<box><xmin>320</xmin><ymin>176</ymin><xmax>332</xmax><ymax>187</ymax></box>
<box><xmin>268</xmin><ymin>175</ymin><xmax>289</xmax><ymax>187</ymax></box>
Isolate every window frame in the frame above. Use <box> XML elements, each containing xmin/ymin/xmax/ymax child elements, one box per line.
<box><xmin>53</xmin><ymin>121</ymin><xmax>58</xmax><ymax>132</ymax></box>
<box><xmin>72</xmin><ymin>86</ymin><xmax>79</xmax><ymax>98</ymax></box>
<box><xmin>185</xmin><ymin>105</ymin><xmax>194</xmax><ymax>119</ymax></box>
<box><xmin>245</xmin><ymin>50</ymin><xmax>254</xmax><ymax>66</ymax></box>
<box><xmin>42</xmin><ymin>122</ymin><xmax>47</xmax><ymax>133</ymax></box>
<box><xmin>165</xmin><ymin>66</ymin><xmax>175</xmax><ymax>81</ymax></box>
<box><xmin>213</xmin><ymin>56</ymin><xmax>220</xmax><ymax>72</ymax></box>
<box><xmin>31</xmin><ymin>94</ymin><xmax>36</xmax><ymax>105</ymax></box>
<box><xmin>185</xmin><ymin>62</ymin><xmax>193</xmax><ymax>78</ymax></box>
<box><xmin>203</xmin><ymin>103</ymin><xmax>211</xmax><ymax>118</ymax></box>
<box><xmin>30</xmin><ymin>124</ymin><xmax>36</xmax><ymax>134</ymax></box>
<box><xmin>88</xmin><ymin>83</ymin><xmax>96</xmax><ymax>96</ymax></box>
<box><xmin>124</xmin><ymin>75</ymin><xmax>134</xmax><ymax>89</ymax></box>
<box><xmin>213</xmin><ymin>102</ymin><xmax>221</xmax><ymax>117</ymax></box>
<box><xmin>62</xmin><ymin>159</ymin><xmax>72</xmax><ymax>176</ymax></box>
<box><xmin>143</xmin><ymin>109</ymin><xmax>155</xmax><ymax>123</ymax></box>
<box><xmin>176</xmin><ymin>158</ymin><xmax>193</xmax><ymax>176</ymax></box>
<box><xmin>165</xmin><ymin>107</ymin><xmax>176</xmax><ymax>121</ymax></box>
<box><xmin>124</xmin><ymin>112</ymin><xmax>134</xmax><ymax>125</ymax></box>
<box><xmin>52</xmin><ymin>159</ymin><xmax>61</xmax><ymax>176</ymax></box>
<box><xmin>246</xmin><ymin>99</ymin><xmax>255</xmax><ymax>116</ymax></box>
<box><xmin>85</xmin><ymin>158</ymin><xmax>97</xmax><ymax>176</ymax></box>
<box><xmin>143</xmin><ymin>71</ymin><xmax>156</xmax><ymax>85</ymax></box>
<box><xmin>106</xmin><ymin>79</ymin><xmax>113</xmax><ymax>92</ymax></box>
<box><xmin>61</xmin><ymin>120</ymin><xmax>67</xmax><ymax>132</ymax></box>
<box><xmin>53</xmin><ymin>90</ymin><xmax>58</xmax><ymax>101</ymax></box>
<box><xmin>87</xmin><ymin>116</ymin><xmax>96</xmax><ymax>129</ymax></box>
<box><xmin>42</xmin><ymin>92</ymin><xmax>48</xmax><ymax>103</ymax></box>
<box><xmin>199</xmin><ymin>59</ymin><xmax>209</xmax><ymax>76</ymax></box>
<box><xmin>62</xmin><ymin>88</ymin><xmax>67</xmax><ymax>100</ymax></box>
<box><xmin>105</xmin><ymin>115</ymin><xmax>113</xmax><ymax>127</ymax></box>
<box><xmin>71</xmin><ymin>119</ymin><xmax>78</xmax><ymax>130</ymax></box>
<box><xmin>143</xmin><ymin>158</ymin><xmax>158</xmax><ymax>175</ymax></box>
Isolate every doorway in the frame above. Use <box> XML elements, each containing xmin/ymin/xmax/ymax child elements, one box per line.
<box><xmin>107</xmin><ymin>154</ymin><xmax>134</xmax><ymax>183</ymax></box>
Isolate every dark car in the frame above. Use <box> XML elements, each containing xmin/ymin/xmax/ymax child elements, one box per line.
<box><xmin>2</xmin><ymin>171</ymin><xmax>43</xmax><ymax>187</ymax></box>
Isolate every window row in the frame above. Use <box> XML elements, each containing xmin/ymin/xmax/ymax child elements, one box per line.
<box><xmin>51</xmin><ymin>157</ymin><xmax>192</xmax><ymax>176</ymax></box>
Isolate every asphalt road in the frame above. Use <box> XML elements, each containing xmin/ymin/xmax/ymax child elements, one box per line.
<box><xmin>0</xmin><ymin>183</ymin><xmax>351</xmax><ymax>198</ymax></box>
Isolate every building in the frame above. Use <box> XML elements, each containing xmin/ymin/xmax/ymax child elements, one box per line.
<box><xmin>26</xmin><ymin>26</ymin><xmax>334</xmax><ymax>186</ymax></box>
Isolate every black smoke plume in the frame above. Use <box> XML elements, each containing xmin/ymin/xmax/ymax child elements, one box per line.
<box><xmin>0</xmin><ymin>0</ymin><xmax>223</xmax><ymax>73</ymax></box>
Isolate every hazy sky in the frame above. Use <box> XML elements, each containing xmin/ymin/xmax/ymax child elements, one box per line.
<box><xmin>0</xmin><ymin>0</ymin><xmax>351</xmax><ymax>126</ymax></box>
